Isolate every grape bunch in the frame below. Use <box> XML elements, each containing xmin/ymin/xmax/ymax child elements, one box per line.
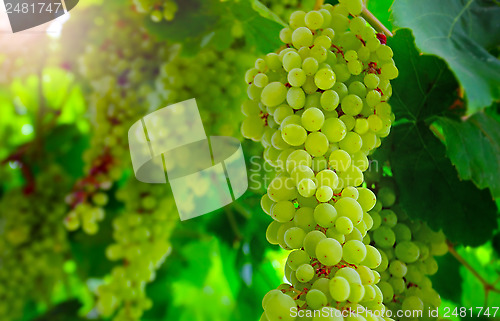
<box><xmin>240</xmin><ymin>1</ymin><xmax>399</xmax><ymax>320</ymax></box>
<box><xmin>157</xmin><ymin>47</ymin><xmax>254</xmax><ymax>137</ymax></box>
<box><xmin>62</xmin><ymin>8</ymin><xmax>174</xmax><ymax>233</ymax></box>
<box><xmin>95</xmin><ymin>178</ymin><xmax>178</xmax><ymax>321</ymax></box>
<box><xmin>365</xmin><ymin>177</ymin><xmax>447</xmax><ymax>317</ymax></box>
<box><xmin>0</xmin><ymin>166</ymin><xmax>70</xmax><ymax>321</ymax></box>
<box><xmin>132</xmin><ymin>0</ymin><xmax>178</xmax><ymax>22</ymax></box>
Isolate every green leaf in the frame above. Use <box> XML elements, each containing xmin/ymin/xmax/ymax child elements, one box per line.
<box><xmin>392</xmin><ymin>0</ymin><xmax>500</xmax><ymax>113</ymax></box>
<box><xmin>389</xmin><ymin>122</ymin><xmax>498</xmax><ymax>246</ymax></box>
<box><xmin>435</xmin><ymin>112</ymin><xmax>500</xmax><ymax>198</ymax></box>
<box><xmin>249</xmin><ymin>0</ymin><xmax>287</xmax><ymax>27</ymax></box>
<box><xmin>387</xmin><ymin>29</ymin><xmax>459</xmax><ymax>122</ymax></box>
<box><xmin>384</xmin><ymin>29</ymin><xmax>497</xmax><ymax>245</ymax></box>
<box><xmin>229</xmin><ymin>0</ymin><xmax>284</xmax><ymax>53</ymax></box>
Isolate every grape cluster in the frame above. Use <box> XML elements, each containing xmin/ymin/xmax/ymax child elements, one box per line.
<box><xmin>95</xmin><ymin>179</ymin><xmax>177</xmax><ymax>321</ymax></box>
<box><xmin>0</xmin><ymin>166</ymin><xmax>70</xmax><ymax>321</ymax></box>
<box><xmin>62</xmin><ymin>9</ymin><xmax>173</xmax><ymax>233</ymax></box>
<box><xmin>366</xmin><ymin>177</ymin><xmax>447</xmax><ymax>317</ymax></box>
<box><xmin>132</xmin><ymin>0</ymin><xmax>178</xmax><ymax>22</ymax></box>
<box><xmin>157</xmin><ymin>47</ymin><xmax>254</xmax><ymax>136</ymax></box>
<box><xmin>240</xmin><ymin>2</ymin><xmax>399</xmax><ymax>320</ymax></box>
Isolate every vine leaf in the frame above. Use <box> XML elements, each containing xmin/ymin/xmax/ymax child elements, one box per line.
<box><xmin>392</xmin><ymin>0</ymin><xmax>500</xmax><ymax>113</ymax></box>
<box><xmin>436</xmin><ymin>112</ymin><xmax>500</xmax><ymax>198</ymax></box>
<box><xmin>387</xmin><ymin>29</ymin><xmax>459</xmax><ymax>122</ymax></box>
<box><xmin>389</xmin><ymin>123</ymin><xmax>497</xmax><ymax>246</ymax></box>
<box><xmin>386</xmin><ymin>29</ymin><xmax>498</xmax><ymax>246</ymax></box>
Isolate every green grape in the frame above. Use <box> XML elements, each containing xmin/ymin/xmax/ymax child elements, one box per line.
<box><xmin>291</xmin><ymin>165</ymin><xmax>316</xmax><ymax>185</ymax></box>
<box><xmin>361</xmin><ymin>245</ymin><xmax>382</xmax><ymax>269</ymax></box>
<box><xmin>339</xmin><ymin>132</ymin><xmax>363</xmax><ymax>154</ymax></box>
<box><xmin>401</xmin><ymin>296</ymin><xmax>424</xmax><ymax>312</ymax></box>
<box><xmin>285</xmin><ymin>227</ymin><xmax>307</xmax><ymax>249</ymax></box>
<box><xmin>322</xmin><ymin>118</ymin><xmax>347</xmax><ymax>143</ymax></box>
<box><xmin>262</xmin><ymin>82</ymin><xmax>288</xmax><ymax>107</ymax></box>
<box><xmin>341</xmin><ymin>186</ymin><xmax>359</xmax><ymax>199</ymax></box>
<box><xmin>341</xmin><ymin>94</ymin><xmax>363</xmax><ymax>116</ymax></box>
<box><xmin>320</xmin><ymin>90</ymin><xmax>340</xmax><ymax>111</ymax></box>
<box><xmin>339</xmin><ymin>0</ymin><xmax>364</xmax><ymax>15</ymax></box>
<box><xmin>342</xmin><ymin>240</ymin><xmax>367</xmax><ymax>264</ymax></box>
<box><xmin>294</xmin><ymin>207</ymin><xmax>316</xmax><ymax>232</ymax></box>
<box><xmin>271</xmin><ymin>200</ymin><xmax>296</xmax><ymax>222</ymax></box>
<box><xmin>306</xmin><ymin>289</ymin><xmax>327</xmax><ymax>309</ymax></box>
<box><xmin>305</xmin><ymin>132</ymin><xmax>329</xmax><ymax>157</ymax></box>
<box><xmin>266</xmin><ymin>221</ymin><xmax>281</xmax><ymax>244</ymax></box>
<box><xmin>377</xmin><ymin>187</ymin><xmax>396</xmax><ymax>207</ymax></box>
<box><xmin>380</xmin><ymin>209</ymin><xmax>398</xmax><ymax>227</ymax></box>
<box><xmin>268</xmin><ymin>176</ymin><xmax>297</xmax><ymax>202</ymax></box>
<box><xmin>298</xmin><ymin>178</ymin><xmax>317</xmax><ymax>198</ymax></box>
<box><xmin>356</xmin><ymin>188</ymin><xmax>376</xmax><ymax>211</ymax></box>
<box><xmin>348</xmin><ymin>283</ymin><xmax>366</xmax><ymax>303</ymax></box>
<box><xmin>264</xmin><ymin>292</ymin><xmax>297</xmax><ymax>321</ymax></box>
<box><xmin>316</xmin><ymin>238</ymin><xmax>343</xmax><ymax>266</ymax></box>
<box><xmin>287</xmin><ymin>250</ymin><xmax>311</xmax><ymax>270</ymax></box>
<box><xmin>354</xmin><ymin>118</ymin><xmax>370</xmax><ymax>135</ymax></box>
<box><xmin>372</xmin><ymin>226</ymin><xmax>396</xmax><ymax>248</ymax></box>
<box><xmin>334</xmin><ymin>216</ymin><xmax>354</xmax><ymax>235</ymax></box>
<box><xmin>287</xmin><ymin>87</ymin><xmax>307</xmax><ymax>109</ymax></box>
<box><xmin>316</xmin><ymin>170</ymin><xmax>339</xmax><ymax>189</ymax></box>
<box><xmin>316</xmin><ymin>186</ymin><xmax>334</xmax><ymax>202</ymax></box>
<box><xmin>336</xmin><ymin>267</ymin><xmax>362</xmax><ymax>284</ymax></box>
<box><xmin>313</xmin><ymin>203</ymin><xmax>337</xmax><ymax>228</ymax></box>
<box><xmin>329</xmin><ymin>149</ymin><xmax>351</xmax><ymax>172</ymax></box>
<box><xmin>356</xmin><ymin>265</ymin><xmax>375</xmax><ymax>285</ymax></box>
<box><xmin>377</xmin><ymin>281</ymin><xmax>394</xmax><ymax>303</ymax></box>
<box><xmin>314</xmin><ymin>68</ymin><xmax>336</xmax><ymax>90</ymax></box>
<box><xmin>282</xmin><ymin>124</ymin><xmax>308</xmax><ymax>146</ymax></box>
<box><xmin>394</xmin><ymin>241</ymin><xmax>420</xmax><ymax>263</ymax></box>
<box><xmin>303</xmin><ymin>230</ymin><xmax>327</xmax><ymax>257</ymax></box>
<box><xmin>334</xmin><ymin>197</ymin><xmax>363</xmax><ymax>225</ymax></box>
<box><xmin>283</xmin><ymin>51</ymin><xmax>302</xmax><ymax>72</ymax></box>
<box><xmin>302</xmin><ymin>107</ymin><xmax>325</xmax><ymax>131</ymax></box>
<box><xmin>388</xmin><ymin>260</ymin><xmax>407</xmax><ymax>278</ymax></box>
<box><xmin>292</xmin><ymin>27</ymin><xmax>314</xmax><ymax>48</ymax></box>
<box><xmin>274</xmin><ymin>105</ymin><xmax>295</xmax><ymax>124</ymax></box>
<box><xmin>296</xmin><ymin>264</ymin><xmax>315</xmax><ymax>283</ymax></box>
<box><xmin>255</xmin><ymin>73</ymin><xmax>270</xmax><ymax>87</ymax></box>
<box><xmin>288</xmin><ymin>68</ymin><xmax>307</xmax><ymax>87</ymax></box>
<box><xmin>364</xmin><ymin>73</ymin><xmax>380</xmax><ymax>89</ymax></box>
<box><xmin>329</xmin><ymin>276</ymin><xmax>350</xmax><ymax>301</ymax></box>
<box><xmin>303</xmin><ymin>57</ymin><xmax>320</xmax><ymax>76</ymax></box>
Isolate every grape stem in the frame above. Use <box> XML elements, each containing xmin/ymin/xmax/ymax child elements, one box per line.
<box><xmin>447</xmin><ymin>241</ymin><xmax>500</xmax><ymax>306</ymax></box>
<box><xmin>314</xmin><ymin>0</ymin><xmax>324</xmax><ymax>10</ymax></box>
<box><xmin>361</xmin><ymin>7</ymin><xmax>393</xmax><ymax>37</ymax></box>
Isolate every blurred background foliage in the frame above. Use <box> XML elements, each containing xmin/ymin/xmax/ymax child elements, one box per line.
<box><xmin>0</xmin><ymin>0</ymin><xmax>499</xmax><ymax>320</ymax></box>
